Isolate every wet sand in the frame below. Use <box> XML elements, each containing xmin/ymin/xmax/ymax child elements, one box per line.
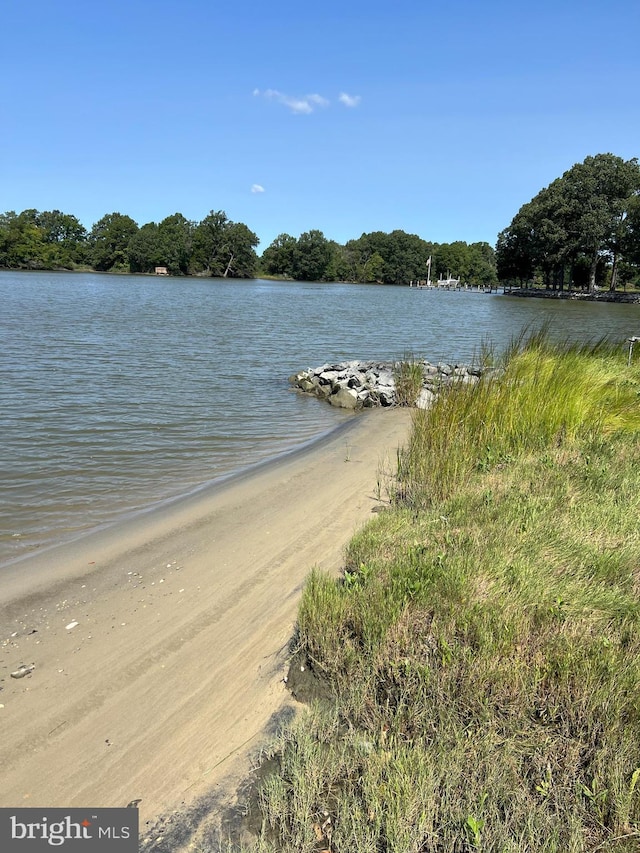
<box><xmin>0</xmin><ymin>408</ymin><xmax>412</xmax><ymax>836</ymax></box>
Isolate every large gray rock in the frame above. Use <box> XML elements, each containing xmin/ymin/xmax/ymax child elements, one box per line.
<box><xmin>318</xmin><ymin>370</ymin><xmax>342</xmax><ymax>385</ymax></box>
<box><xmin>376</xmin><ymin>371</ymin><xmax>396</xmax><ymax>388</ymax></box>
<box><xmin>329</xmin><ymin>386</ymin><xmax>360</xmax><ymax>409</ymax></box>
<box><xmin>312</xmin><ymin>377</ymin><xmax>333</xmax><ymax>397</ymax></box>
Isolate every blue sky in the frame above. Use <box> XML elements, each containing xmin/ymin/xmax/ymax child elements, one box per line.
<box><xmin>2</xmin><ymin>0</ymin><xmax>639</xmax><ymax>252</ymax></box>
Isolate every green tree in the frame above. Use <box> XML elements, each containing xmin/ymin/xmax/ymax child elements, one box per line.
<box><xmin>496</xmin><ymin>207</ymin><xmax>535</xmax><ymax>285</ymax></box>
<box><xmin>192</xmin><ymin>211</ymin><xmax>258</xmax><ymax>278</ymax></box>
<box><xmin>381</xmin><ymin>230</ymin><xmax>433</xmax><ymax>285</ymax></box>
<box><xmin>362</xmin><ymin>251</ymin><xmax>385</xmax><ymax>282</ymax></box>
<box><xmin>157</xmin><ymin>212</ymin><xmax>195</xmax><ymax>275</ymax></box>
<box><xmin>222</xmin><ymin>222</ymin><xmax>259</xmax><ymax>278</ymax></box>
<box><xmin>0</xmin><ymin>211</ymin><xmax>21</xmax><ymax>267</ymax></box>
<box><xmin>434</xmin><ymin>241</ymin><xmax>470</xmax><ymax>280</ymax></box>
<box><xmin>562</xmin><ymin>154</ymin><xmax>640</xmax><ymax>291</ymax></box>
<box><xmin>497</xmin><ymin>154</ymin><xmax>640</xmax><ymax>291</ymax></box>
<box><xmin>1</xmin><ymin>210</ymin><xmax>47</xmax><ymax>268</ymax></box>
<box><xmin>37</xmin><ymin>209</ymin><xmax>87</xmax><ymax>266</ymax></box>
<box><xmin>38</xmin><ymin>209</ymin><xmax>86</xmax><ymax>246</ymax></box>
<box><xmin>432</xmin><ymin>240</ymin><xmax>495</xmax><ymax>287</ymax></box>
<box><xmin>128</xmin><ymin>223</ymin><xmax>164</xmax><ymax>273</ymax></box>
<box><xmin>468</xmin><ymin>242</ymin><xmax>498</xmax><ymax>286</ymax></box>
<box><xmin>341</xmin><ymin>233</ymin><xmax>389</xmax><ymax>282</ymax></box>
<box><xmin>291</xmin><ymin>229</ymin><xmax>333</xmax><ymax>281</ymax></box>
<box><xmin>260</xmin><ymin>233</ymin><xmax>298</xmax><ymax>277</ymax></box>
<box><xmin>192</xmin><ymin>210</ymin><xmax>230</xmax><ymax>275</ymax></box>
<box><xmin>0</xmin><ymin>209</ymin><xmax>88</xmax><ymax>269</ymax></box>
<box><xmin>339</xmin><ymin>230</ymin><xmax>433</xmax><ymax>284</ymax></box>
<box><xmin>625</xmin><ymin>196</ymin><xmax>640</xmax><ymax>265</ymax></box>
<box><xmin>89</xmin><ymin>212</ymin><xmax>139</xmax><ymax>271</ymax></box>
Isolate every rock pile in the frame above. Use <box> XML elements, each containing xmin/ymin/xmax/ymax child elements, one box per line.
<box><xmin>290</xmin><ymin>360</ymin><xmax>484</xmax><ymax>410</ymax></box>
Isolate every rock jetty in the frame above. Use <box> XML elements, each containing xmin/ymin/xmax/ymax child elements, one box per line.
<box><xmin>290</xmin><ymin>360</ymin><xmax>484</xmax><ymax>410</ymax></box>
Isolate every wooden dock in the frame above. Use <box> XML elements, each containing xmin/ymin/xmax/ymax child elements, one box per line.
<box><xmin>409</xmin><ymin>281</ymin><xmax>497</xmax><ymax>293</ymax></box>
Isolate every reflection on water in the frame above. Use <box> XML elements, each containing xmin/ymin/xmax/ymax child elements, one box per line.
<box><xmin>2</xmin><ymin>271</ymin><xmax>640</xmax><ymax>563</ymax></box>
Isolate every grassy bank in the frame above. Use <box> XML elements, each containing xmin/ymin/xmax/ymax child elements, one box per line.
<box><xmin>243</xmin><ymin>335</ymin><xmax>640</xmax><ymax>852</ymax></box>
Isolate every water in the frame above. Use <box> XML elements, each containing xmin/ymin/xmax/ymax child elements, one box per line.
<box><xmin>2</xmin><ymin>270</ymin><xmax>640</xmax><ymax>565</ymax></box>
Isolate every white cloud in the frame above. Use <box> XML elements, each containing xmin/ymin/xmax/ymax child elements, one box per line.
<box><xmin>251</xmin><ymin>184</ymin><xmax>265</xmax><ymax>194</ymax></box>
<box><xmin>338</xmin><ymin>92</ymin><xmax>361</xmax><ymax>108</ymax></box>
<box><xmin>256</xmin><ymin>88</ymin><xmax>330</xmax><ymax>114</ymax></box>
<box><xmin>307</xmin><ymin>93</ymin><xmax>330</xmax><ymax>108</ymax></box>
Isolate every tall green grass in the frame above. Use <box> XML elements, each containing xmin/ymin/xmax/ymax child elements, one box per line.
<box><xmin>400</xmin><ymin>332</ymin><xmax>640</xmax><ymax>506</ymax></box>
<box><xmin>394</xmin><ymin>355</ymin><xmax>425</xmax><ymax>407</ymax></box>
<box><xmin>239</xmin><ymin>334</ymin><xmax>640</xmax><ymax>853</ymax></box>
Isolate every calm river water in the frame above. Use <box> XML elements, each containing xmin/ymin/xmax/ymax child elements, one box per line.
<box><xmin>2</xmin><ymin>270</ymin><xmax>640</xmax><ymax>564</ymax></box>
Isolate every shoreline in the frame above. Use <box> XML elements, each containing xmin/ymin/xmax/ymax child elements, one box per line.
<box><xmin>0</xmin><ymin>407</ymin><xmax>412</xmax><ymax>835</ymax></box>
<box><xmin>0</xmin><ymin>413</ymin><xmax>358</xmax><ymax>586</ymax></box>
<box><xmin>502</xmin><ymin>286</ymin><xmax>640</xmax><ymax>303</ymax></box>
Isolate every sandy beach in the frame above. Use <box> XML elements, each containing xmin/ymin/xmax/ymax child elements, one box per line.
<box><xmin>0</xmin><ymin>407</ymin><xmax>412</xmax><ymax>839</ymax></box>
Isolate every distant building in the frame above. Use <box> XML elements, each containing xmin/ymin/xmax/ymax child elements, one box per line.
<box><xmin>155</xmin><ymin>266</ymin><xmax>169</xmax><ymax>276</ymax></box>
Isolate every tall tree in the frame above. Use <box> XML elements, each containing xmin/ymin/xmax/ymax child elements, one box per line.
<box><xmin>38</xmin><ymin>209</ymin><xmax>83</xmax><ymax>239</ymax></box>
<box><xmin>342</xmin><ymin>230</ymin><xmax>433</xmax><ymax>284</ymax></box>
<box><xmin>157</xmin><ymin>212</ymin><xmax>195</xmax><ymax>275</ymax></box>
<box><xmin>0</xmin><ymin>209</ymin><xmax>87</xmax><ymax>268</ymax></box>
<box><xmin>341</xmin><ymin>232</ymin><xmax>389</xmax><ymax>282</ymax></box>
<box><xmin>561</xmin><ymin>155</ymin><xmax>640</xmax><ymax>291</ymax></box>
<box><xmin>261</xmin><ymin>233</ymin><xmax>298</xmax><ymax>278</ymax></box>
<box><xmin>222</xmin><ymin>222</ymin><xmax>259</xmax><ymax>278</ymax></box>
<box><xmin>291</xmin><ymin>230</ymin><xmax>333</xmax><ymax>281</ymax></box>
<box><xmin>382</xmin><ymin>230</ymin><xmax>433</xmax><ymax>285</ymax></box>
<box><xmin>128</xmin><ymin>223</ymin><xmax>164</xmax><ymax>273</ymax></box>
<box><xmin>89</xmin><ymin>212</ymin><xmax>139</xmax><ymax>271</ymax></box>
<box><xmin>467</xmin><ymin>242</ymin><xmax>498</xmax><ymax>286</ymax></box>
<box><xmin>192</xmin><ymin>210</ymin><xmax>230</xmax><ymax>275</ymax></box>
<box><xmin>497</xmin><ymin>154</ymin><xmax>640</xmax><ymax>291</ymax></box>
<box><xmin>192</xmin><ymin>211</ymin><xmax>258</xmax><ymax>278</ymax></box>
<box><xmin>0</xmin><ymin>211</ymin><xmax>23</xmax><ymax>267</ymax></box>
<box><xmin>625</xmin><ymin>195</ymin><xmax>640</xmax><ymax>267</ymax></box>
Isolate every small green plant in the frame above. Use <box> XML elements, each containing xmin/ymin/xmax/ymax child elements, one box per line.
<box><xmin>581</xmin><ymin>777</ymin><xmax>609</xmax><ymax>824</ymax></box>
<box><xmin>465</xmin><ymin>814</ymin><xmax>485</xmax><ymax>849</ymax></box>
<box><xmin>548</xmin><ymin>596</ymin><xmax>566</xmax><ymax>620</ymax></box>
<box><xmin>629</xmin><ymin>768</ymin><xmax>640</xmax><ymax>796</ymax></box>
<box><xmin>536</xmin><ymin>764</ymin><xmax>553</xmax><ymax>799</ymax></box>
<box><xmin>465</xmin><ymin>795</ymin><xmax>488</xmax><ymax>849</ymax></box>
<box><xmin>343</xmin><ymin>563</ymin><xmax>372</xmax><ymax>589</ymax></box>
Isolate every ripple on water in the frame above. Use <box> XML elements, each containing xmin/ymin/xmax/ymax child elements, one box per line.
<box><xmin>2</xmin><ymin>271</ymin><xmax>640</xmax><ymax>563</ymax></box>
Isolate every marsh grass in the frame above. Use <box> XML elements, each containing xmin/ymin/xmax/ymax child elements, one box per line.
<box><xmin>400</xmin><ymin>332</ymin><xmax>640</xmax><ymax>507</ymax></box>
<box><xmin>241</xmin><ymin>334</ymin><xmax>640</xmax><ymax>852</ymax></box>
<box><xmin>394</xmin><ymin>355</ymin><xmax>425</xmax><ymax>407</ymax></box>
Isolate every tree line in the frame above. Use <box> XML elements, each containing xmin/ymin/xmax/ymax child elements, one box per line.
<box><xmin>0</xmin><ymin>209</ymin><xmax>260</xmax><ymax>278</ymax></box>
<box><xmin>261</xmin><ymin>230</ymin><xmax>497</xmax><ymax>286</ymax></box>
<box><xmin>7</xmin><ymin>152</ymin><xmax>637</xmax><ymax>291</ymax></box>
<box><xmin>0</xmin><ymin>208</ymin><xmax>497</xmax><ymax>286</ymax></box>
<box><xmin>496</xmin><ymin>153</ymin><xmax>640</xmax><ymax>291</ymax></box>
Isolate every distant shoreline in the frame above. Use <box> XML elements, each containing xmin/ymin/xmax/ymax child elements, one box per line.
<box><xmin>503</xmin><ymin>286</ymin><xmax>640</xmax><ymax>304</ymax></box>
